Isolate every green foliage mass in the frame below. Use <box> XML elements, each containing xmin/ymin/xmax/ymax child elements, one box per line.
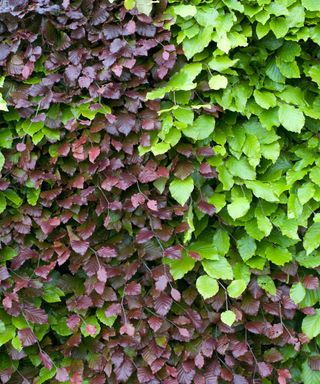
<box><xmin>146</xmin><ymin>1</ymin><xmax>320</xmax><ymax>380</ymax></box>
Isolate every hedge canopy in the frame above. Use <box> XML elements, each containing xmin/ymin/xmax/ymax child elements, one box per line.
<box><xmin>1</xmin><ymin>0</ymin><xmax>320</xmax><ymax>383</ymax></box>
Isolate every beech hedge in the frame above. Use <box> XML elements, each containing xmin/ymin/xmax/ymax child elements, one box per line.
<box><xmin>0</xmin><ymin>0</ymin><xmax>320</xmax><ymax>383</ymax></box>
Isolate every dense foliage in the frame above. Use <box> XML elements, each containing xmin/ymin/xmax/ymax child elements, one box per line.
<box><xmin>1</xmin><ymin>0</ymin><xmax>320</xmax><ymax>383</ymax></box>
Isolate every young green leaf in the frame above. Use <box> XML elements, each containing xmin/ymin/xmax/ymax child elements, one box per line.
<box><xmin>196</xmin><ymin>275</ymin><xmax>219</xmax><ymax>299</ymax></box>
<box><xmin>169</xmin><ymin>176</ymin><xmax>194</xmax><ymax>206</ymax></box>
<box><xmin>227</xmin><ymin>279</ymin><xmax>247</xmax><ymax>298</ymax></box>
<box><xmin>302</xmin><ymin>309</ymin><xmax>320</xmax><ymax>339</ymax></box>
<box><xmin>265</xmin><ymin>245</ymin><xmax>292</xmax><ymax>266</ymax></box>
<box><xmin>209</xmin><ymin>75</ymin><xmax>228</xmax><ymax>90</ymax></box>
<box><xmin>220</xmin><ymin>310</ymin><xmax>236</xmax><ymax>327</ymax></box>
<box><xmin>257</xmin><ymin>275</ymin><xmax>277</xmax><ymax>296</ymax></box>
<box><xmin>303</xmin><ymin>222</ymin><xmax>320</xmax><ymax>255</ymax></box>
<box><xmin>278</xmin><ymin>104</ymin><xmax>305</xmax><ymax>133</ymax></box>
<box><xmin>290</xmin><ymin>282</ymin><xmax>306</xmax><ymax>305</ymax></box>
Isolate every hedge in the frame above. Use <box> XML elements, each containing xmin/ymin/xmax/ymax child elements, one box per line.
<box><xmin>0</xmin><ymin>0</ymin><xmax>320</xmax><ymax>383</ymax></box>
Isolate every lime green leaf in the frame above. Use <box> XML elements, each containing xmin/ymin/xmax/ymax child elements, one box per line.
<box><xmin>196</xmin><ymin>275</ymin><xmax>219</xmax><ymax>299</ymax></box>
<box><xmin>172</xmin><ymin>4</ymin><xmax>197</xmax><ymax>17</ymax></box>
<box><xmin>304</xmin><ymin>222</ymin><xmax>320</xmax><ymax>255</ymax></box>
<box><xmin>151</xmin><ymin>142</ymin><xmax>170</xmax><ymax>156</ymax></box>
<box><xmin>296</xmin><ymin>251</ymin><xmax>320</xmax><ymax>268</ymax></box>
<box><xmin>12</xmin><ymin>335</ymin><xmax>23</xmax><ymax>352</ymax></box>
<box><xmin>80</xmin><ymin>316</ymin><xmax>101</xmax><ymax>338</ymax></box>
<box><xmin>213</xmin><ymin>229</ymin><xmax>230</xmax><ymax>256</ymax></box>
<box><xmin>4</xmin><ymin>190</ymin><xmax>23</xmax><ymax>207</ymax></box>
<box><xmin>301</xmin><ymin>360</ymin><xmax>320</xmax><ymax>384</ymax></box>
<box><xmin>124</xmin><ymin>0</ymin><xmax>135</xmax><ymax>10</ymax></box>
<box><xmin>183</xmin><ymin>115</ymin><xmax>215</xmax><ymax>141</ymax></box>
<box><xmin>257</xmin><ymin>275</ymin><xmax>277</xmax><ymax>296</ymax></box>
<box><xmin>35</xmin><ymin>367</ymin><xmax>56</xmax><ymax>384</ymax></box>
<box><xmin>164</xmin><ymin>251</ymin><xmax>196</xmax><ymax>280</ymax></box>
<box><xmin>265</xmin><ymin>245</ymin><xmax>292</xmax><ymax>266</ymax></box>
<box><xmin>245</xmin><ymin>180</ymin><xmax>278</xmax><ymax>202</ymax></box>
<box><xmin>227</xmin><ymin>197</ymin><xmax>250</xmax><ymax>219</ymax></box>
<box><xmin>302</xmin><ymin>309</ymin><xmax>320</xmax><ymax>339</ymax></box>
<box><xmin>202</xmin><ymin>258</ymin><xmax>233</xmax><ymax>280</ymax></box>
<box><xmin>188</xmin><ymin>241</ymin><xmax>219</xmax><ymax>260</ymax></box>
<box><xmin>209</xmin><ymin>75</ymin><xmax>228</xmax><ymax>90</ymax></box>
<box><xmin>253</xmin><ymin>90</ymin><xmax>277</xmax><ymax>109</ymax></box>
<box><xmin>221</xmin><ymin>310</ymin><xmax>236</xmax><ymax>326</ymax></box>
<box><xmin>173</xmin><ymin>108</ymin><xmax>194</xmax><ymax>125</ymax></box>
<box><xmin>290</xmin><ymin>282</ymin><xmax>306</xmax><ymax>305</ymax></box>
<box><xmin>96</xmin><ymin>307</ymin><xmax>117</xmax><ymax>327</ymax></box>
<box><xmin>0</xmin><ymin>151</ymin><xmax>5</xmax><ymax>173</ymax></box>
<box><xmin>0</xmin><ymin>325</ymin><xmax>15</xmax><ymax>346</ymax></box>
<box><xmin>237</xmin><ymin>235</ymin><xmax>256</xmax><ymax>262</ymax></box>
<box><xmin>227</xmin><ymin>279</ymin><xmax>247</xmax><ymax>298</ymax></box>
<box><xmin>27</xmin><ymin>188</ymin><xmax>41</xmax><ymax>206</ymax></box>
<box><xmin>0</xmin><ymin>192</ymin><xmax>6</xmax><ymax>214</ymax></box>
<box><xmin>0</xmin><ymin>92</ymin><xmax>8</xmax><ymax>111</ymax></box>
<box><xmin>0</xmin><ymin>246</ymin><xmax>18</xmax><ymax>261</ymax></box>
<box><xmin>135</xmin><ymin>0</ymin><xmax>153</xmax><ymax>15</ymax></box>
<box><xmin>169</xmin><ymin>176</ymin><xmax>194</xmax><ymax>206</ymax></box>
<box><xmin>278</xmin><ymin>104</ymin><xmax>305</xmax><ymax>133</ymax></box>
<box><xmin>302</xmin><ymin>0</ymin><xmax>319</xmax><ymax>11</ymax></box>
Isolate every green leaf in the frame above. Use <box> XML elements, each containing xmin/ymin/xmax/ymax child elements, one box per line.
<box><xmin>183</xmin><ymin>27</ymin><xmax>213</xmax><ymax>59</ymax></box>
<box><xmin>302</xmin><ymin>0</ymin><xmax>319</xmax><ymax>11</ymax></box>
<box><xmin>227</xmin><ymin>279</ymin><xmax>247</xmax><ymax>298</ymax></box>
<box><xmin>304</xmin><ymin>222</ymin><xmax>320</xmax><ymax>255</ymax></box>
<box><xmin>245</xmin><ymin>180</ymin><xmax>278</xmax><ymax>202</ymax></box>
<box><xmin>265</xmin><ymin>245</ymin><xmax>292</xmax><ymax>266</ymax></box>
<box><xmin>270</xmin><ymin>17</ymin><xmax>289</xmax><ymax>38</ymax></box>
<box><xmin>302</xmin><ymin>309</ymin><xmax>320</xmax><ymax>339</ymax></box>
<box><xmin>172</xmin><ymin>4</ymin><xmax>197</xmax><ymax>17</ymax></box>
<box><xmin>196</xmin><ymin>275</ymin><xmax>219</xmax><ymax>299</ymax></box>
<box><xmin>237</xmin><ymin>235</ymin><xmax>256</xmax><ymax>262</ymax></box>
<box><xmin>188</xmin><ymin>241</ymin><xmax>219</xmax><ymax>260</ymax></box>
<box><xmin>173</xmin><ymin>108</ymin><xmax>194</xmax><ymax>125</ymax></box>
<box><xmin>182</xmin><ymin>115</ymin><xmax>215</xmax><ymax>141</ymax></box>
<box><xmin>296</xmin><ymin>251</ymin><xmax>320</xmax><ymax>268</ymax></box>
<box><xmin>213</xmin><ymin>229</ymin><xmax>230</xmax><ymax>256</ymax></box>
<box><xmin>169</xmin><ymin>176</ymin><xmax>194</xmax><ymax>206</ymax></box>
<box><xmin>43</xmin><ymin>285</ymin><xmax>64</xmax><ymax>303</ymax></box>
<box><xmin>257</xmin><ymin>275</ymin><xmax>277</xmax><ymax>296</ymax></box>
<box><xmin>227</xmin><ymin>197</ymin><xmax>250</xmax><ymax>219</ymax></box>
<box><xmin>0</xmin><ymin>192</ymin><xmax>6</xmax><ymax>214</ymax></box>
<box><xmin>27</xmin><ymin>188</ymin><xmax>41</xmax><ymax>206</ymax></box>
<box><xmin>226</xmin><ymin>157</ymin><xmax>255</xmax><ymax>180</ymax></box>
<box><xmin>96</xmin><ymin>307</ymin><xmax>117</xmax><ymax>327</ymax></box>
<box><xmin>151</xmin><ymin>142</ymin><xmax>170</xmax><ymax>156</ymax></box>
<box><xmin>4</xmin><ymin>189</ymin><xmax>23</xmax><ymax>207</ymax></box>
<box><xmin>290</xmin><ymin>282</ymin><xmax>306</xmax><ymax>305</ymax></box>
<box><xmin>301</xmin><ymin>360</ymin><xmax>320</xmax><ymax>384</ymax></box>
<box><xmin>12</xmin><ymin>335</ymin><xmax>23</xmax><ymax>352</ymax></box>
<box><xmin>0</xmin><ymin>151</ymin><xmax>4</xmax><ymax>173</ymax></box>
<box><xmin>253</xmin><ymin>90</ymin><xmax>277</xmax><ymax>109</ymax></box>
<box><xmin>208</xmin><ymin>75</ymin><xmax>228</xmax><ymax>90</ymax></box>
<box><xmin>220</xmin><ymin>310</ymin><xmax>236</xmax><ymax>327</ymax></box>
<box><xmin>35</xmin><ymin>367</ymin><xmax>56</xmax><ymax>384</ymax></box>
<box><xmin>0</xmin><ymin>246</ymin><xmax>17</xmax><ymax>261</ymax></box>
<box><xmin>135</xmin><ymin>0</ymin><xmax>152</xmax><ymax>15</ymax></box>
<box><xmin>51</xmin><ymin>317</ymin><xmax>73</xmax><ymax>336</ymax></box>
<box><xmin>0</xmin><ymin>129</ymin><xmax>12</xmax><ymax>149</ymax></box>
<box><xmin>0</xmin><ymin>325</ymin><xmax>15</xmax><ymax>346</ymax></box>
<box><xmin>278</xmin><ymin>104</ymin><xmax>305</xmax><ymax>133</ymax></box>
<box><xmin>0</xmin><ymin>320</ymin><xmax>5</xmax><ymax>333</ymax></box>
<box><xmin>202</xmin><ymin>258</ymin><xmax>233</xmax><ymax>280</ymax></box>
<box><xmin>80</xmin><ymin>316</ymin><xmax>101</xmax><ymax>338</ymax></box>
<box><xmin>165</xmin><ymin>251</ymin><xmax>195</xmax><ymax>280</ymax></box>
<box><xmin>0</xmin><ymin>94</ymin><xmax>8</xmax><ymax>111</ymax></box>
<box><xmin>124</xmin><ymin>0</ymin><xmax>135</xmax><ymax>10</ymax></box>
